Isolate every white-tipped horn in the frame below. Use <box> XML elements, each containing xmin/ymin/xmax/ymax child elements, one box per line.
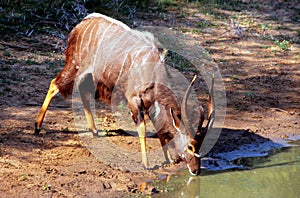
<box><xmin>196</xmin><ymin>73</ymin><xmax>215</xmax><ymax>152</ymax></box>
<box><xmin>194</xmin><ymin>153</ymin><xmax>200</xmax><ymax>158</ymax></box>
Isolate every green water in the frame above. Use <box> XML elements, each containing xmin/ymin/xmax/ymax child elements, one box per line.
<box><xmin>153</xmin><ymin>140</ymin><xmax>300</xmax><ymax>198</ymax></box>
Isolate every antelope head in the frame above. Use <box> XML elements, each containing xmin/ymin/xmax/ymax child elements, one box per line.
<box><xmin>172</xmin><ymin>75</ymin><xmax>215</xmax><ymax>176</ymax></box>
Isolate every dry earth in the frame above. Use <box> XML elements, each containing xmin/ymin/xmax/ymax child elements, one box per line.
<box><xmin>0</xmin><ymin>1</ymin><xmax>299</xmax><ymax>197</ymax></box>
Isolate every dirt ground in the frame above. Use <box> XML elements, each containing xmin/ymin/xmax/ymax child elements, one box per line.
<box><xmin>0</xmin><ymin>1</ymin><xmax>299</xmax><ymax>197</ymax></box>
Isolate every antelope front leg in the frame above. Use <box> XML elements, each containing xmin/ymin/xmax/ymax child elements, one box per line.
<box><xmin>35</xmin><ymin>78</ymin><xmax>59</xmax><ymax>135</ymax></box>
<box><xmin>137</xmin><ymin>120</ymin><xmax>148</xmax><ymax>168</ymax></box>
<box><xmin>158</xmin><ymin>133</ymin><xmax>174</xmax><ymax>164</ymax></box>
<box><xmin>129</xmin><ymin>97</ymin><xmax>149</xmax><ymax>169</ymax></box>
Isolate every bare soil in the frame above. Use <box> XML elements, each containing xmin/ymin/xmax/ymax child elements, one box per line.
<box><xmin>0</xmin><ymin>1</ymin><xmax>299</xmax><ymax>197</ymax></box>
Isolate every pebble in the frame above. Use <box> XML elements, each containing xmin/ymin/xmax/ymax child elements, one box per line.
<box><xmin>290</xmin><ymin>44</ymin><xmax>300</xmax><ymax>52</ymax></box>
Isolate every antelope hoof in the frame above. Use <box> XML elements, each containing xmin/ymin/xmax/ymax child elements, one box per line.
<box><xmin>142</xmin><ymin>161</ymin><xmax>150</xmax><ymax>170</ymax></box>
<box><xmin>34</xmin><ymin>122</ymin><xmax>41</xmax><ymax>135</ymax></box>
<box><xmin>143</xmin><ymin>165</ymin><xmax>151</xmax><ymax>171</ymax></box>
<box><xmin>93</xmin><ymin>133</ymin><xmax>98</xmax><ymax>137</ymax></box>
<box><xmin>91</xmin><ymin>129</ymin><xmax>98</xmax><ymax>137</ymax></box>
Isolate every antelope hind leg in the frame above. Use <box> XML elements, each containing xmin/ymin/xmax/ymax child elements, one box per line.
<box><xmin>79</xmin><ymin>73</ymin><xmax>97</xmax><ymax>136</ymax></box>
<box><xmin>35</xmin><ymin>78</ymin><xmax>59</xmax><ymax>135</ymax></box>
<box><xmin>80</xmin><ymin>91</ymin><xmax>97</xmax><ymax>136</ymax></box>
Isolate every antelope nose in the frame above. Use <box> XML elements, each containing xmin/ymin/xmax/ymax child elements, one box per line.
<box><xmin>192</xmin><ymin>169</ymin><xmax>200</xmax><ymax>176</ymax></box>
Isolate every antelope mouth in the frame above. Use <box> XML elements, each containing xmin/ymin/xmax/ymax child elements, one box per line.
<box><xmin>187</xmin><ymin>164</ymin><xmax>200</xmax><ymax>176</ymax></box>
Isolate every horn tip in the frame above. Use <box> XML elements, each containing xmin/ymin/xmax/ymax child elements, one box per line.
<box><xmin>191</xmin><ymin>75</ymin><xmax>197</xmax><ymax>84</ymax></box>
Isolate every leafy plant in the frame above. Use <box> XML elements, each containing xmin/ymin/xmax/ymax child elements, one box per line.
<box><xmin>42</xmin><ymin>183</ymin><xmax>51</xmax><ymax>191</ymax></box>
<box><xmin>275</xmin><ymin>40</ymin><xmax>290</xmax><ymax>51</ymax></box>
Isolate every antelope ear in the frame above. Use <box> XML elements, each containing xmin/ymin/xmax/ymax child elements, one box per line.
<box><xmin>170</xmin><ymin>108</ymin><xmax>181</xmax><ymax>130</ymax></box>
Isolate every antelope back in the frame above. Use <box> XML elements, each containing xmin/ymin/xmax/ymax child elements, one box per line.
<box><xmin>57</xmin><ymin>13</ymin><xmax>163</xmax><ymax>100</ymax></box>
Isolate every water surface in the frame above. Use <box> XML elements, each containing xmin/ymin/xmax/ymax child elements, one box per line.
<box><xmin>153</xmin><ymin>140</ymin><xmax>300</xmax><ymax>198</ymax></box>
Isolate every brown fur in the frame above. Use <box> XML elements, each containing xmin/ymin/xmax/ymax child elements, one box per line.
<box><xmin>35</xmin><ymin>14</ymin><xmax>214</xmax><ymax>175</ymax></box>
<box><xmin>55</xmin><ymin>27</ymin><xmax>80</xmax><ymax>98</ymax></box>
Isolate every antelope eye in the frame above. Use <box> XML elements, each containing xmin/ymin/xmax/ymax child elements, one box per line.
<box><xmin>187</xmin><ymin>144</ymin><xmax>193</xmax><ymax>151</ymax></box>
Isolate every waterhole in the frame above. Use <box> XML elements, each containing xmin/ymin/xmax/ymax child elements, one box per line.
<box><xmin>152</xmin><ymin>139</ymin><xmax>300</xmax><ymax>197</ymax></box>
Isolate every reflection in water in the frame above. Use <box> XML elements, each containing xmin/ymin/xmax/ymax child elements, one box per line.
<box><xmin>153</xmin><ymin>140</ymin><xmax>300</xmax><ymax>198</ymax></box>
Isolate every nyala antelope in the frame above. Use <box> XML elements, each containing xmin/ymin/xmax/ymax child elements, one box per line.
<box><xmin>34</xmin><ymin>13</ymin><xmax>215</xmax><ymax>175</ymax></box>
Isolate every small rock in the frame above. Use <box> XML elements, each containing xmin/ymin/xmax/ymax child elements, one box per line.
<box><xmin>79</xmin><ymin>170</ymin><xmax>87</xmax><ymax>174</ymax></box>
<box><xmin>102</xmin><ymin>182</ymin><xmax>111</xmax><ymax>189</ymax></box>
<box><xmin>291</xmin><ymin>44</ymin><xmax>300</xmax><ymax>52</ymax></box>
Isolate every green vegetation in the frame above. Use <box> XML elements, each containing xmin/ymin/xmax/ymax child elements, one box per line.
<box><xmin>151</xmin><ymin>179</ymin><xmax>175</xmax><ymax>193</ymax></box>
<box><xmin>275</xmin><ymin>40</ymin><xmax>290</xmax><ymax>51</ymax></box>
<box><xmin>0</xmin><ymin>0</ymin><xmax>88</xmax><ymax>37</ymax></box>
<box><xmin>165</xmin><ymin>50</ymin><xmax>198</xmax><ymax>73</ymax></box>
<box><xmin>42</xmin><ymin>183</ymin><xmax>51</xmax><ymax>191</ymax></box>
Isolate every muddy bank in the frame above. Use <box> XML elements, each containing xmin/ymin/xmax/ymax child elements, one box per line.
<box><xmin>0</xmin><ymin>105</ymin><xmax>298</xmax><ymax>196</ymax></box>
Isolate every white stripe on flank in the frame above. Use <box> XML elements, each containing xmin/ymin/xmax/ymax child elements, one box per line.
<box><xmin>101</xmin><ymin>27</ymin><xmax>127</xmax><ymax>74</ymax></box>
<box><xmin>141</xmin><ymin>47</ymin><xmax>153</xmax><ymax>66</ymax></box>
<box><xmin>115</xmin><ymin>52</ymin><xmax>128</xmax><ymax>83</ymax></box>
<box><xmin>106</xmin><ymin>32</ymin><xmax>129</xmax><ymax>79</ymax></box>
<box><xmin>75</xmin><ymin>21</ymin><xmax>90</xmax><ymax>63</ymax></box>
<box><xmin>130</xmin><ymin>46</ymin><xmax>147</xmax><ymax>85</ymax></box>
<box><xmin>115</xmin><ymin>38</ymin><xmax>143</xmax><ymax>83</ymax></box>
<box><xmin>115</xmin><ymin>43</ymin><xmax>135</xmax><ymax>84</ymax></box>
<box><xmin>90</xmin><ymin>22</ymin><xmax>106</xmax><ymax>65</ymax></box>
<box><xmin>79</xmin><ymin>21</ymin><xmax>95</xmax><ymax>59</ymax></box>
<box><xmin>105</xmin><ymin>31</ymin><xmax>128</xmax><ymax>60</ymax></box>
<box><xmin>85</xmin><ymin>13</ymin><xmax>130</xmax><ymax>31</ymax></box>
<box><xmin>82</xmin><ymin>21</ymin><xmax>98</xmax><ymax>53</ymax></box>
<box><xmin>92</xmin><ymin>22</ymin><xmax>114</xmax><ymax>70</ymax></box>
<box><xmin>129</xmin><ymin>46</ymin><xmax>147</xmax><ymax>70</ymax></box>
